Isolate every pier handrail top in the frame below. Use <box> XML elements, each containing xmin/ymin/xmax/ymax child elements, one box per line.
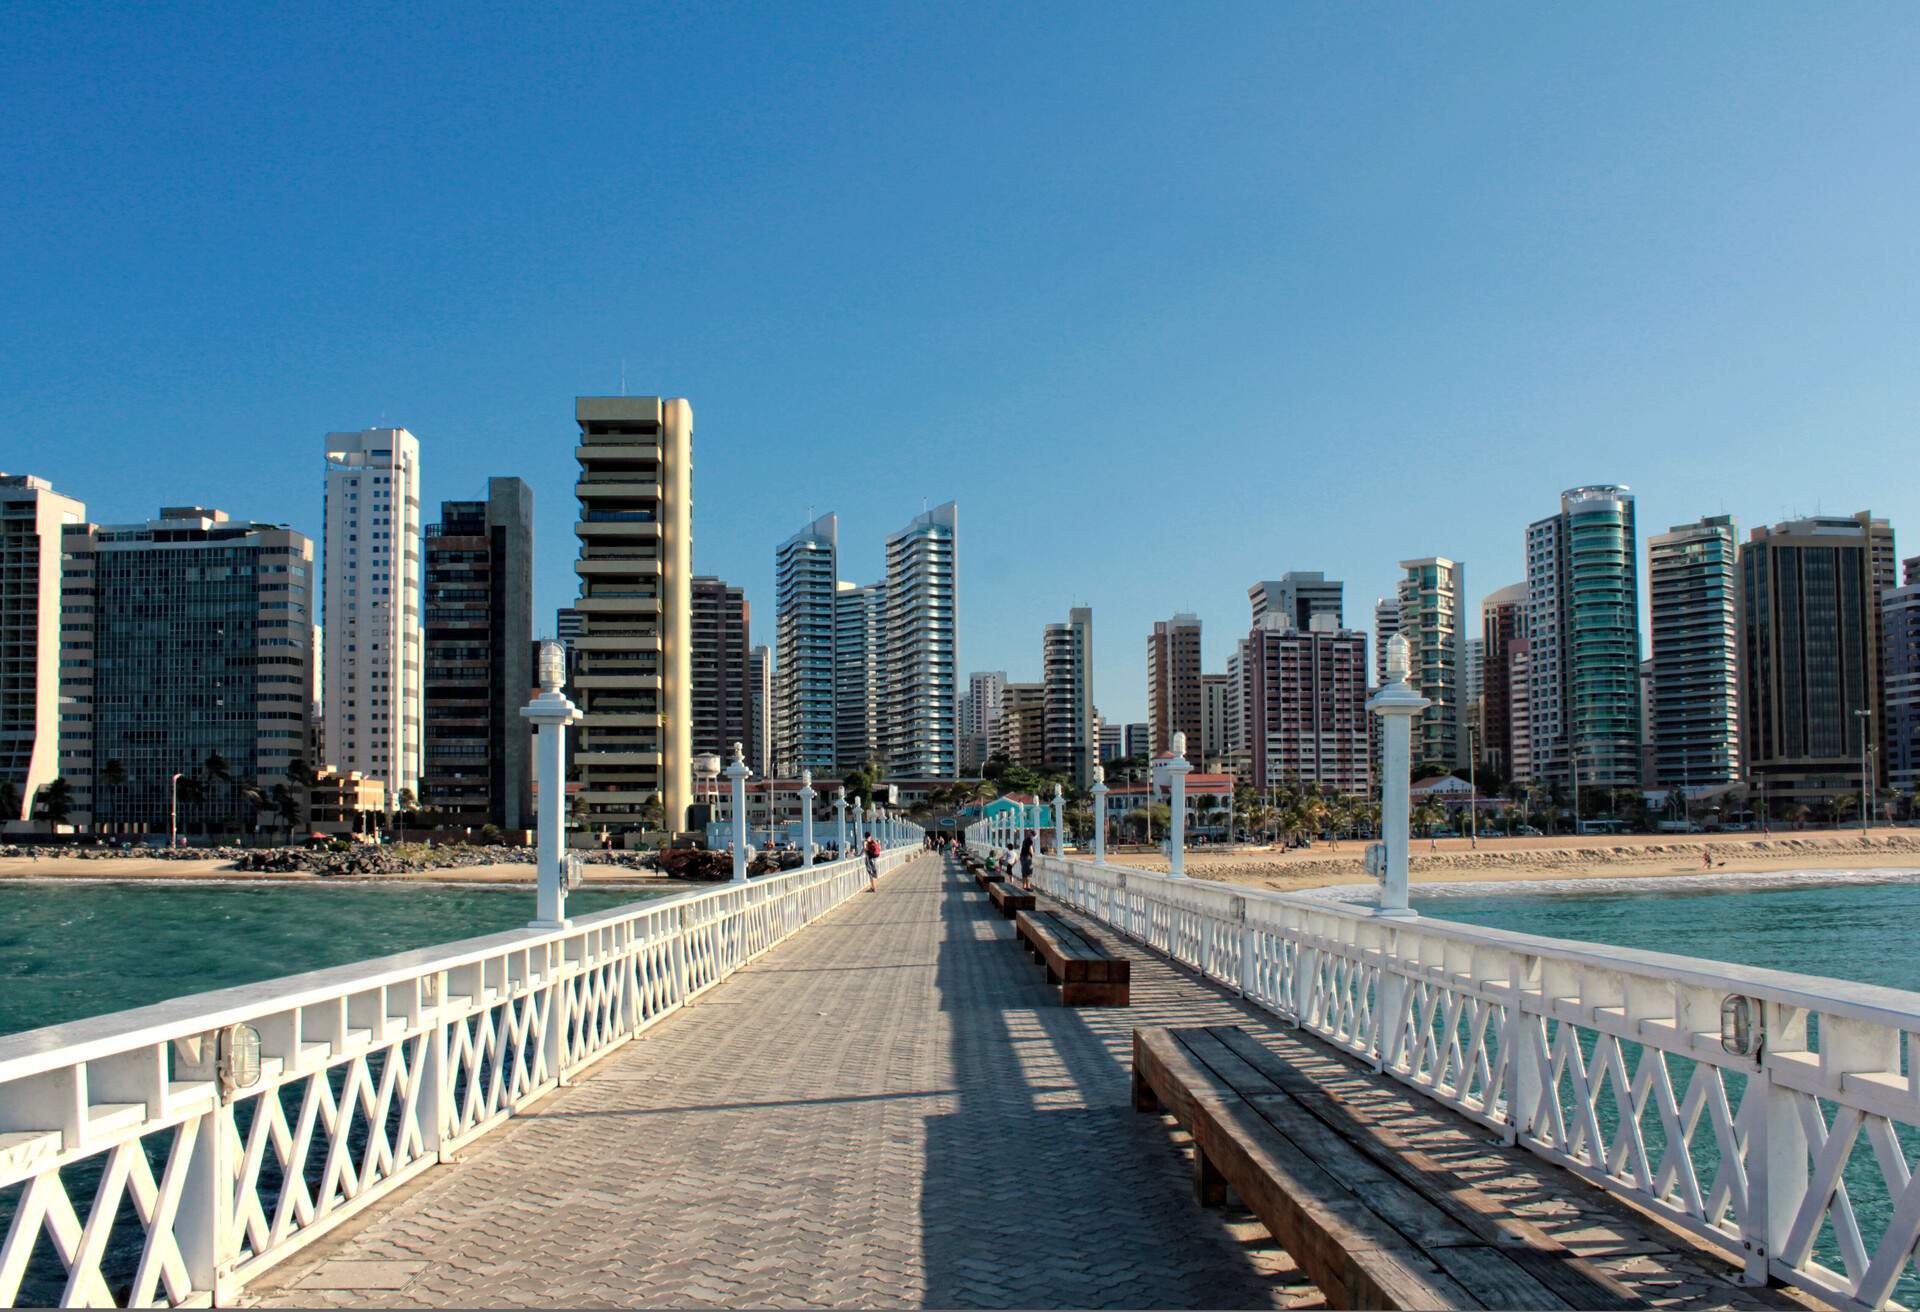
<box><xmin>0</xmin><ymin>859</ymin><xmax>849</xmax><ymax>1085</ymax></box>
<box><xmin>1055</xmin><ymin>855</ymin><xmax>1920</xmax><ymax>1032</ymax></box>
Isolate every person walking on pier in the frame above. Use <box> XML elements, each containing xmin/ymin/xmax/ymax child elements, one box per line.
<box><xmin>1019</xmin><ymin>831</ymin><xmax>1035</xmax><ymax>888</ymax></box>
<box><xmin>864</xmin><ymin>833</ymin><xmax>881</xmax><ymax>892</ymax></box>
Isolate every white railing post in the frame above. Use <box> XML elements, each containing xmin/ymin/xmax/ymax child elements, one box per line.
<box><xmin>799</xmin><ymin>770</ymin><xmax>816</xmax><ymax>870</ymax></box>
<box><xmin>1090</xmin><ymin>764</ymin><xmax>1108</xmax><ymax>865</ymax></box>
<box><xmin>1745</xmin><ymin>1004</ymin><xmax>1811</xmax><ymax>1284</ymax></box>
<box><xmin>1165</xmin><ymin>732</ymin><xmax>1191</xmax><ymax>877</ymax></box>
<box><xmin>522</xmin><ymin>641</ymin><xmax>583</xmax><ymax>929</ymax></box>
<box><xmin>727</xmin><ymin>742</ymin><xmax>751</xmax><ymax>883</ymax></box>
<box><xmin>853</xmin><ymin>799</ymin><xmax>865</xmax><ymax>853</ymax></box>
<box><xmin>1052</xmin><ymin>784</ymin><xmax>1066</xmax><ymax>855</ymax></box>
<box><xmin>834</xmin><ymin>786</ymin><xmax>847</xmax><ymax>858</ymax></box>
<box><xmin>175</xmin><ymin>1099</ymin><xmax>236</xmax><ymax>1303</ymax></box>
<box><xmin>1368</xmin><ymin>633</ymin><xmax>1428</xmax><ymax>919</ymax></box>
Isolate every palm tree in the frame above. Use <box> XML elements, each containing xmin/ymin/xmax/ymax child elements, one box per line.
<box><xmin>272</xmin><ymin>783</ymin><xmax>300</xmax><ymax>839</ymax></box>
<box><xmin>99</xmin><ymin>759</ymin><xmax>128</xmax><ymax>833</ymax></box>
<box><xmin>38</xmin><ymin>778</ymin><xmax>74</xmax><ymax>829</ymax></box>
<box><xmin>1412</xmin><ymin>798</ymin><xmax>1445</xmax><ymax>838</ymax></box>
<box><xmin>175</xmin><ymin>775</ymin><xmax>207</xmax><ymax>837</ymax></box>
<box><xmin>203</xmin><ymin>753</ymin><xmax>232</xmax><ymax>835</ymax></box>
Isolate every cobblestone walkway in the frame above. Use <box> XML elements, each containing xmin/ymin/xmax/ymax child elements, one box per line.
<box><xmin>255</xmin><ymin>854</ymin><xmax>1803</xmax><ymax>1309</ymax></box>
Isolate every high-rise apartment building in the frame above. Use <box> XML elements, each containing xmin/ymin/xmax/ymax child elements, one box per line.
<box><xmin>421</xmin><ymin>478</ymin><xmax>534</xmax><ymax>830</ymax></box>
<box><xmin>1199</xmin><ymin>673</ymin><xmax>1231</xmax><ymax>765</ymax></box>
<box><xmin>1648</xmin><ymin>515</ymin><xmax>1741</xmax><ymax>791</ymax></box>
<box><xmin>1396</xmin><ymin>557</ymin><xmax>1468</xmax><ymax>768</ymax></box>
<box><xmin>555</xmin><ymin>607</ymin><xmax>585</xmax><ymax>646</ymax></box>
<box><xmin>0</xmin><ymin>475</ymin><xmax>84</xmax><ymax>825</ymax></box>
<box><xmin>1249</xmin><ymin>572</ymin><xmax>1343</xmax><ymax>630</ymax></box>
<box><xmin>959</xmin><ymin>669</ymin><xmax>1006</xmax><ymax>775</ymax></box>
<box><xmin>1479</xmin><ymin>583</ymin><xmax>1525</xmax><ymax>777</ymax></box>
<box><xmin>1123</xmin><ymin>723</ymin><xmax>1150</xmax><ymax>758</ymax></box>
<box><xmin>1738</xmin><ymin>513</ymin><xmax>1894</xmax><ymax>808</ymax></box>
<box><xmin>833</xmin><ymin>580</ymin><xmax>886</xmax><ymax>771</ymax></box>
<box><xmin>1526</xmin><ymin>486</ymin><xmax>1642</xmax><ymax>790</ymax></box>
<box><xmin>880</xmin><ymin>502</ymin><xmax>958</xmax><ymax>777</ymax></box>
<box><xmin>1098</xmin><ymin>721</ymin><xmax>1125</xmax><ymax>762</ymax></box>
<box><xmin>1465</xmin><ymin>638</ymin><xmax>1484</xmax><ymax>706</ymax></box>
<box><xmin>59</xmin><ymin>508</ymin><xmax>313</xmax><ymax>831</ymax></box>
<box><xmin>1244</xmin><ymin>614</ymin><xmax>1370</xmax><ymax>794</ymax></box>
<box><xmin>1043</xmin><ymin>607</ymin><xmax>1095</xmax><ymax>785</ymax></box>
<box><xmin>1885</xmin><ymin>556</ymin><xmax>1920</xmax><ymax>795</ymax></box>
<box><xmin>322</xmin><ymin>428</ymin><xmax>423</xmax><ymax>804</ymax></box>
<box><xmin>748</xmin><ymin>644</ymin><xmax>773</xmax><ymax>778</ymax></box>
<box><xmin>1225</xmin><ymin>641</ymin><xmax>1249</xmax><ymax>756</ymax></box>
<box><xmin>1508</xmin><ymin>640</ymin><xmax>1533</xmax><ymax>782</ymax></box>
<box><xmin>1372</xmin><ymin>597</ymin><xmax>1399</xmax><ymax>688</ymax></box>
<box><xmin>691</xmin><ymin>575</ymin><xmax>751</xmax><ymax>765</ymax></box>
<box><xmin>990</xmin><ymin>682</ymin><xmax>1046</xmax><ymax>766</ymax></box>
<box><xmin>775</xmin><ymin>513</ymin><xmax>838</xmax><ymax>775</ymax></box>
<box><xmin>1147</xmin><ymin>613</ymin><xmax>1202</xmax><ymax>759</ymax></box>
<box><xmin>572</xmin><ymin>396</ymin><xmax>693</xmax><ymax>832</ymax></box>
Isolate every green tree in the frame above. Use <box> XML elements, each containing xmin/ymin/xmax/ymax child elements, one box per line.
<box><xmin>272</xmin><ymin>783</ymin><xmax>300</xmax><ymax>837</ymax></box>
<box><xmin>99</xmin><ymin>759</ymin><xmax>128</xmax><ymax>831</ymax></box>
<box><xmin>38</xmin><ymin>777</ymin><xmax>74</xmax><ymax>828</ymax></box>
<box><xmin>175</xmin><ymin>775</ymin><xmax>206</xmax><ymax>836</ymax></box>
<box><xmin>1412</xmin><ymin>798</ymin><xmax>1445</xmax><ymax>837</ymax></box>
<box><xmin>203</xmin><ymin>752</ymin><xmax>233</xmax><ymax>833</ymax></box>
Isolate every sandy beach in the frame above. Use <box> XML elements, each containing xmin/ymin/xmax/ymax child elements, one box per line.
<box><xmin>1101</xmin><ymin>829</ymin><xmax>1920</xmax><ymax>893</ymax></box>
<box><xmin>0</xmin><ymin>855</ymin><xmax>693</xmax><ymax>889</ymax></box>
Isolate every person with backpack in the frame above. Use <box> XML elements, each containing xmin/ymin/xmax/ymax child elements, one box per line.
<box><xmin>864</xmin><ymin>833</ymin><xmax>882</xmax><ymax>892</ymax></box>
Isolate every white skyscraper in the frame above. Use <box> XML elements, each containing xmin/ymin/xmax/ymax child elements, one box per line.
<box><xmin>881</xmin><ymin>502</ymin><xmax>958</xmax><ymax>777</ymax></box>
<box><xmin>0</xmin><ymin>474</ymin><xmax>85</xmax><ymax>826</ymax></box>
<box><xmin>322</xmin><ymin>428</ymin><xmax>423</xmax><ymax>804</ymax></box>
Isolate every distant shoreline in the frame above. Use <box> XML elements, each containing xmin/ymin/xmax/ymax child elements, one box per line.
<box><xmin>0</xmin><ymin>856</ymin><xmax>697</xmax><ymax>890</ymax></box>
<box><xmin>1302</xmin><ymin>865</ymin><xmax>1920</xmax><ymax>902</ymax></box>
<box><xmin>1104</xmin><ymin>829</ymin><xmax>1920</xmax><ymax>893</ymax></box>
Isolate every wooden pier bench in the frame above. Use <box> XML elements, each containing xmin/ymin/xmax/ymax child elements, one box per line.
<box><xmin>974</xmin><ymin>867</ymin><xmax>1005</xmax><ymax>889</ymax></box>
<box><xmin>985</xmin><ymin>879</ymin><xmax>1034</xmax><ymax>918</ymax></box>
<box><xmin>1015</xmin><ymin>910</ymin><xmax>1130</xmax><ymax>1005</ymax></box>
<box><xmin>1131</xmin><ymin>1025</ymin><xmax>1645</xmax><ymax>1311</ymax></box>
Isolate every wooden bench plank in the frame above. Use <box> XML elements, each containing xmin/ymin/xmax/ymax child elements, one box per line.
<box><xmin>1204</xmin><ymin>1028</ymin><xmax>1642</xmax><ymax>1310</ymax></box>
<box><xmin>1137</xmin><ymin>1027</ymin><xmax>1647</xmax><ymax>1311</ymax></box>
<box><xmin>1020</xmin><ymin>911</ymin><xmax>1129</xmax><ymax>1005</ymax></box>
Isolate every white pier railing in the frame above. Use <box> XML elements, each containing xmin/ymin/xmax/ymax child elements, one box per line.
<box><xmin>0</xmin><ymin>846</ymin><xmax>921</xmax><ymax>1308</ymax></box>
<box><xmin>1003</xmin><ymin>846</ymin><xmax>1920</xmax><ymax>1312</ymax></box>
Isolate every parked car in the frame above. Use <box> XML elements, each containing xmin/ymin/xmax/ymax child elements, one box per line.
<box><xmin>1514</xmin><ymin>825</ymin><xmax>1544</xmax><ymax>836</ymax></box>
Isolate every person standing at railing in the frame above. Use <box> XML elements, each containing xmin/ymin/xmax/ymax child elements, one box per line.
<box><xmin>865</xmin><ymin>832</ymin><xmax>881</xmax><ymax>892</ymax></box>
<box><xmin>1019</xmin><ymin>832</ymin><xmax>1035</xmax><ymax>888</ymax></box>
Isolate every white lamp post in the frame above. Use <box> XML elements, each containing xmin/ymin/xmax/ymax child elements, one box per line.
<box><xmin>799</xmin><ymin>770</ymin><xmax>817</xmax><ymax>869</ymax></box>
<box><xmin>834</xmin><ymin>786</ymin><xmax>847</xmax><ymax>858</ymax></box>
<box><xmin>521</xmin><ymin>641</ymin><xmax>584</xmax><ymax>928</ymax></box>
<box><xmin>725</xmin><ymin>741</ymin><xmax>751</xmax><ymax>883</ymax></box>
<box><xmin>1368</xmin><ymin>634</ymin><xmax>1429</xmax><ymax>918</ymax></box>
<box><xmin>1166</xmin><ymin>731</ymin><xmax>1192</xmax><ymax>877</ymax></box>
<box><xmin>1052</xmin><ymin>784</ymin><xmax>1066</xmax><ymax>855</ymax></box>
<box><xmin>853</xmin><ymin>798</ymin><xmax>866</xmax><ymax>852</ymax></box>
<box><xmin>1091</xmin><ymin>764</ymin><xmax>1108</xmax><ymax>864</ymax></box>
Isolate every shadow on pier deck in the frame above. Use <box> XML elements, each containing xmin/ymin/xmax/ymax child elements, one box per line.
<box><xmin>255</xmin><ymin>854</ymin><xmax>1807</xmax><ymax>1309</ymax></box>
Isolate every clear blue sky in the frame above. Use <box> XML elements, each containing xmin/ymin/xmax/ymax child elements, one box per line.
<box><xmin>5</xmin><ymin>3</ymin><xmax>1919</xmax><ymax>725</ymax></box>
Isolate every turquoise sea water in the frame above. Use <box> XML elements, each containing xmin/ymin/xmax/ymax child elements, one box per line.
<box><xmin>0</xmin><ymin>881</ymin><xmax>660</xmax><ymax>1038</ymax></box>
<box><xmin>1410</xmin><ymin>878</ymin><xmax>1920</xmax><ymax>994</ymax></box>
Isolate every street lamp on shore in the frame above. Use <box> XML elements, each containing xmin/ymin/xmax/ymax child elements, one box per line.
<box><xmin>1855</xmin><ymin>708</ymin><xmax>1874</xmax><ymax>833</ymax></box>
<box><xmin>169</xmin><ymin>772</ymin><xmax>183</xmax><ymax>849</ymax></box>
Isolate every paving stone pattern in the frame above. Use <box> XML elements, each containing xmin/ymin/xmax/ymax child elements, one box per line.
<box><xmin>255</xmin><ymin>854</ymin><xmax>1806</xmax><ymax>1310</ymax></box>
